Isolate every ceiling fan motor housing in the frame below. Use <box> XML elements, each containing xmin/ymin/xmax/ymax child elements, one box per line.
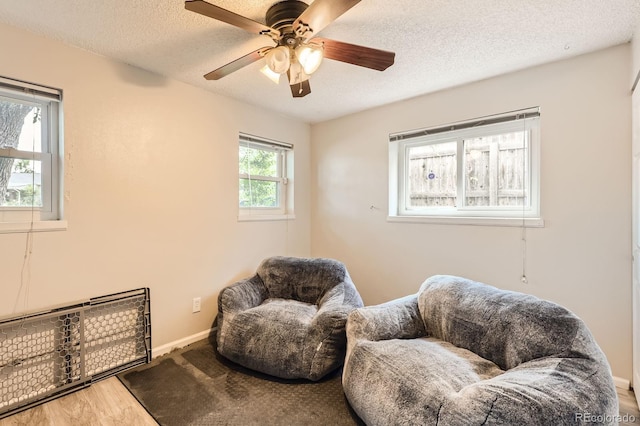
<box><xmin>266</xmin><ymin>0</ymin><xmax>309</xmax><ymax>46</ymax></box>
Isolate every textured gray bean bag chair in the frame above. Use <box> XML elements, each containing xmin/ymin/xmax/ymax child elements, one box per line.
<box><xmin>216</xmin><ymin>256</ymin><xmax>363</xmax><ymax>381</ymax></box>
<box><xmin>343</xmin><ymin>275</ymin><xmax>618</xmax><ymax>425</ymax></box>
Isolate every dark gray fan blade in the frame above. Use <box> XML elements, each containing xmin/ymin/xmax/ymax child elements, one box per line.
<box><xmin>293</xmin><ymin>0</ymin><xmax>361</xmax><ymax>40</ymax></box>
<box><xmin>314</xmin><ymin>37</ymin><xmax>395</xmax><ymax>71</ymax></box>
<box><xmin>185</xmin><ymin>0</ymin><xmax>278</xmax><ymax>37</ymax></box>
<box><xmin>204</xmin><ymin>47</ymin><xmax>271</xmax><ymax>80</ymax></box>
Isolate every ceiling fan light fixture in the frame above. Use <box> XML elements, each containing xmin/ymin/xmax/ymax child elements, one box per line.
<box><xmin>265</xmin><ymin>46</ymin><xmax>291</xmax><ymax>74</ymax></box>
<box><xmin>295</xmin><ymin>43</ymin><xmax>324</xmax><ymax>75</ymax></box>
<box><xmin>185</xmin><ymin>0</ymin><xmax>395</xmax><ymax>98</ymax></box>
<box><xmin>260</xmin><ymin>64</ymin><xmax>282</xmax><ymax>84</ymax></box>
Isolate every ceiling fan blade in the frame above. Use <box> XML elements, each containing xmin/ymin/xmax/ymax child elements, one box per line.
<box><xmin>314</xmin><ymin>38</ymin><xmax>395</xmax><ymax>71</ymax></box>
<box><xmin>293</xmin><ymin>0</ymin><xmax>361</xmax><ymax>40</ymax></box>
<box><xmin>204</xmin><ymin>47</ymin><xmax>271</xmax><ymax>80</ymax></box>
<box><xmin>185</xmin><ymin>0</ymin><xmax>277</xmax><ymax>37</ymax></box>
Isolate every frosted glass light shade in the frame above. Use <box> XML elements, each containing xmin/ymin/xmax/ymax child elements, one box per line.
<box><xmin>265</xmin><ymin>46</ymin><xmax>291</xmax><ymax>74</ymax></box>
<box><xmin>260</xmin><ymin>64</ymin><xmax>281</xmax><ymax>84</ymax></box>
<box><xmin>295</xmin><ymin>43</ymin><xmax>323</xmax><ymax>75</ymax></box>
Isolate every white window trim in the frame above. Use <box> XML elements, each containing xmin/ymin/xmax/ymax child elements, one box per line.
<box><xmin>389</xmin><ymin>109</ymin><xmax>543</xmax><ymax>227</ymax></box>
<box><xmin>0</xmin><ymin>220</ymin><xmax>68</xmax><ymax>234</ymax></box>
<box><xmin>386</xmin><ymin>215</ymin><xmax>544</xmax><ymax>227</ymax></box>
<box><xmin>237</xmin><ymin>213</ymin><xmax>296</xmax><ymax>222</ymax></box>
<box><xmin>0</xmin><ymin>76</ymin><xmax>63</xmax><ymax>230</ymax></box>
<box><xmin>238</xmin><ymin>133</ymin><xmax>294</xmax><ymax>221</ymax></box>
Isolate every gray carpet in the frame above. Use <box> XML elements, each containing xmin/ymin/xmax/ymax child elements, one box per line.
<box><xmin>118</xmin><ymin>338</ymin><xmax>363</xmax><ymax>426</ymax></box>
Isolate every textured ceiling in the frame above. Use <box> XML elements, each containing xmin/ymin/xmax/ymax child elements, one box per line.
<box><xmin>0</xmin><ymin>0</ymin><xmax>639</xmax><ymax>123</ymax></box>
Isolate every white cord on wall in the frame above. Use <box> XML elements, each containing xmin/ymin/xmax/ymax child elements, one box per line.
<box><xmin>13</xmin><ymin>103</ymin><xmax>37</xmax><ymax>314</ymax></box>
<box><xmin>520</xmin><ymin>115</ymin><xmax>528</xmax><ymax>284</ymax></box>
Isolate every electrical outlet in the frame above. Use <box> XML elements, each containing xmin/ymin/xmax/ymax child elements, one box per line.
<box><xmin>192</xmin><ymin>297</ymin><xmax>201</xmax><ymax>313</ymax></box>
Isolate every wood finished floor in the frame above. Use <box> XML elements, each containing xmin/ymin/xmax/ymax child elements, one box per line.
<box><xmin>1</xmin><ymin>377</ymin><xmax>639</xmax><ymax>425</ymax></box>
<box><xmin>0</xmin><ymin>377</ymin><xmax>157</xmax><ymax>426</ymax></box>
<box><xmin>620</xmin><ymin>387</ymin><xmax>640</xmax><ymax>425</ymax></box>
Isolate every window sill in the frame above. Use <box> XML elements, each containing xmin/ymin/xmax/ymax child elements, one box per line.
<box><xmin>238</xmin><ymin>214</ymin><xmax>296</xmax><ymax>222</ymax></box>
<box><xmin>0</xmin><ymin>220</ymin><xmax>68</xmax><ymax>234</ymax></box>
<box><xmin>387</xmin><ymin>215</ymin><xmax>544</xmax><ymax>227</ymax></box>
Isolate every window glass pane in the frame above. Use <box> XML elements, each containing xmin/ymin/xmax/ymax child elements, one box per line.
<box><xmin>0</xmin><ymin>158</ymin><xmax>42</xmax><ymax>207</ymax></box>
<box><xmin>464</xmin><ymin>131</ymin><xmax>529</xmax><ymax>207</ymax></box>
<box><xmin>239</xmin><ymin>145</ymin><xmax>278</xmax><ymax>177</ymax></box>
<box><xmin>0</xmin><ymin>81</ymin><xmax>61</xmax><ymax>221</ymax></box>
<box><xmin>392</xmin><ymin>111</ymin><xmax>539</xmax><ymax>220</ymax></box>
<box><xmin>407</xmin><ymin>142</ymin><xmax>457</xmax><ymax>208</ymax></box>
<box><xmin>239</xmin><ymin>178</ymin><xmax>278</xmax><ymax>208</ymax></box>
<box><xmin>0</xmin><ymin>98</ymin><xmax>42</xmax><ymax>152</ymax></box>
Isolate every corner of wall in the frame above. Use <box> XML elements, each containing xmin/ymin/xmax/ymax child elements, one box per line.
<box><xmin>632</xmin><ymin>22</ymin><xmax>640</xmax><ymax>90</ymax></box>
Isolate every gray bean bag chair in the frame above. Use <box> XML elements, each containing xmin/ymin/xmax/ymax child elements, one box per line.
<box><xmin>216</xmin><ymin>256</ymin><xmax>363</xmax><ymax>381</ymax></box>
<box><xmin>343</xmin><ymin>275</ymin><xmax>618</xmax><ymax>425</ymax></box>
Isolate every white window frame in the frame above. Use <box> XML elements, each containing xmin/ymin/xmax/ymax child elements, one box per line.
<box><xmin>238</xmin><ymin>133</ymin><xmax>294</xmax><ymax>221</ymax></box>
<box><xmin>389</xmin><ymin>109</ymin><xmax>543</xmax><ymax>227</ymax></box>
<box><xmin>0</xmin><ymin>76</ymin><xmax>65</xmax><ymax>233</ymax></box>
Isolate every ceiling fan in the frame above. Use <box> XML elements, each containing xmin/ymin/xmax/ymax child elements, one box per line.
<box><xmin>184</xmin><ymin>0</ymin><xmax>395</xmax><ymax>97</ymax></box>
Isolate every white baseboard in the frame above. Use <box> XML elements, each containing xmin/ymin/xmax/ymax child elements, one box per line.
<box><xmin>152</xmin><ymin>328</ymin><xmax>213</xmax><ymax>358</ymax></box>
<box><xmin>613</xmin><ymin>376</ymin><xmax>630</xmax><ymax>390</ymax></box>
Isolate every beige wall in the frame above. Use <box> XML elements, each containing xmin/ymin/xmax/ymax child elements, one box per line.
<box><xmin>311</xmin><ymin>45</ymin><xmax>633</xmax><ymax>380</ymax></box>
<box><xmin>0</xmin><ymin>23</ymin><xmax>311</xmax><ymax>349</ymax></box>
<box><xmin>631</xmin><ymin>26</ymin><xmax>640</xmax><ymax>390</ymax></box>
<box><xmin>633</xmin><ymin>21</ymin><xmax>640</xmax><ymax>88</ymax></box>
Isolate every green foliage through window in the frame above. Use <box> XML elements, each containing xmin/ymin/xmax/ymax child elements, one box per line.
<box><xmin>239</xmin><ymin>179</ymin><xmax>278</xmax><ymax>207</ymax></box>
<box><xmin>239</xmin><ymin>146</ymin><xmax>278</xmax><ymax>177</ymax></box>
<box><xmin>239</xmin><ymin>143</ymin><xmax>282</xmax><ymax>209</ymax></box>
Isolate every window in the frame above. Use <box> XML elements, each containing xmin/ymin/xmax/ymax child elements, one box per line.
<box><xmin>0</xmin><ymin>76</ymin><xmax>63</xmax><ymax>229</ymax></box>
<box><xmin>239</xmin><ymin>133</ymin><xmax>293</xmax><ymax>220</ymax></box>
<box><xmin>389</xmin><ymin>109</ymin><xmax>541</xmax><ymax>226</ymax></box>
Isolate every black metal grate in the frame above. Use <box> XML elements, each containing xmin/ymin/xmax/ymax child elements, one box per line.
<box><xmin>0</xmin><ymin>288</ymin><xmax>151</xmax><ymax>418</ymax></box>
